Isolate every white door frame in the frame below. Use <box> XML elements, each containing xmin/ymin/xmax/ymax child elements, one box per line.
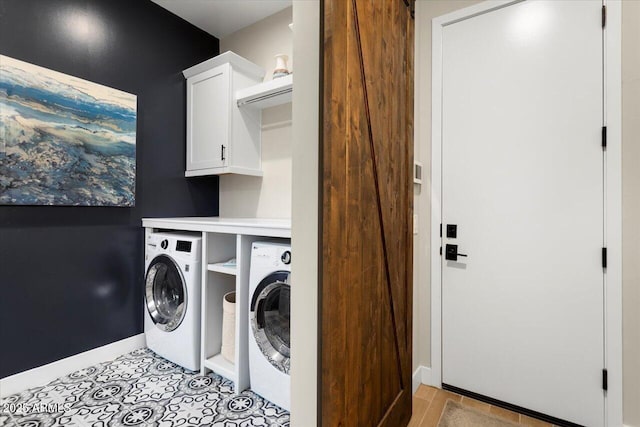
<box><xmin>429</xmin><ymin>1</ymin><xmax>623</xmax><ymax>426</ymax></box>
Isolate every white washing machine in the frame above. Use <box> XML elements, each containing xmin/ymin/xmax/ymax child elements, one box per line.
<box><xmin>144</xmin><ymin>231</ymin><xmax>202</xmax><ymax>371</ymax></box>
<box><xmin>249</xmin><ymin>242</ymin><xmax>291</xmax><ymax>410</ymax></box>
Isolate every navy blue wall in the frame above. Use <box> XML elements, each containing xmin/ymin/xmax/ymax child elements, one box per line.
<box><xmin>0</xmin><ymin>0</ymin><xmax>219</xmax><ymax>377</ymax></box>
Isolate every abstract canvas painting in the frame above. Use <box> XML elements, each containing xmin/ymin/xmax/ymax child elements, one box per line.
<box><xmin>0</xmin><ymin>54</ymin><xmax>137</xmax><ymax>206</ymax></box>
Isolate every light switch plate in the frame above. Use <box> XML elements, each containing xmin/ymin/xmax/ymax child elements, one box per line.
<box><xmin>414</xmin><ymin>161</ymin><xmax>423</xmax><ymax>185</ymax></box>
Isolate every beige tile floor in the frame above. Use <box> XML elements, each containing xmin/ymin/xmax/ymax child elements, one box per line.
<box><xmin>409</xmin><ymin>385</ymin><xmax>556</xmax><ymax>427</ymax></box>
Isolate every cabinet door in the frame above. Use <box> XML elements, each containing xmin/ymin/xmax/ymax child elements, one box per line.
<box><xmin>186</xmin><ymin>64</ymin><xmax>229</xmax><ymax>172</ymax></box>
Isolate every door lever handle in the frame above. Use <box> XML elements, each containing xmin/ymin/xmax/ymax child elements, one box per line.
<box><xmin>445</xmin><ymin>244</ymin><xmax>467</xmax><ymax>261</ymax></box>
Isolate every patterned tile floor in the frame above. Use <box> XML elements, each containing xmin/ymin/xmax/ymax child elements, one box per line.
<box><xmin>0</xmin><ymin>348</ymin><xmax>289</xmax><ymax>427</ymax></box>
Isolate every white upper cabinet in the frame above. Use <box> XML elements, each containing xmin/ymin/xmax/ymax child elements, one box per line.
<box><xmin>183</xmin><ymin>52</ymin><xmax>265</xmax><ymax>177</ymax></box>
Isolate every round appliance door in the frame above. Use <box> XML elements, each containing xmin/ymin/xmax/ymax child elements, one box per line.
<box><xmin>145</xmin><ymin>254</ymin><xmax>187</xmax><ymax>332</ymax></box>
<box><xmin>250</xmin><ymin>271</ymin><xmax>291</xmax><ymax>374</ymax></box>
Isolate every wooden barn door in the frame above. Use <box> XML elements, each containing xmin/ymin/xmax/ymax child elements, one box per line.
<box><xmin>320</xmin><ymin>0</ymin><xmax>414</xmax><ymax>426</ymax></box>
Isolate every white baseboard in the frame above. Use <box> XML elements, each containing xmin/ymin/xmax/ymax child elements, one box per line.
<box><xmin>0</xmin><ymin>333</ymin><xmax>146</xmax><ymax>398</ymax></box>
<box><xmin>412</xmin><ymin>368</ymin><xmax>420</xmax><ymax>394</ymax></box>
<box><xmin>412</xmin><ymin>365</ymin><xmax>433</xmax><ymax>394</ymax></box>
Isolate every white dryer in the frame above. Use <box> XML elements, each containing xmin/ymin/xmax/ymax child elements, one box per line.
<box><xmin>249</xmin><ymin>242</ymin><xmax>291</xmax><ymax>410</ymax></box>
<box><xmin>144</xmin><ymin>231</ymin><xmax>202</xmax><ymax>371</ymax></box>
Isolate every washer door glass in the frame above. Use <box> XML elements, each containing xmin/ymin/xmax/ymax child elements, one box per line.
<box><xmin>251</xmin><ymin>271</ymin><xmax>290</xmax><ymax>374</ymax></box>
<box><xmin>145</xmin><ymin>255</ymin><xmax>187</xmax><ymax>332</ymax></box>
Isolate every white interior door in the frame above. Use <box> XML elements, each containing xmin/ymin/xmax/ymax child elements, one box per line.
<box><xmin>441</xmin><ymin>1</ymin><xmax>604</xmax><ymax>426</ymax></box>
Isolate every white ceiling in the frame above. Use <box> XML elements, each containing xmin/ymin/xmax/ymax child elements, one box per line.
<box><xmin>152</xmin><ymin>0</ymin><xmax>292</xmax><ymax>39</ymax></box>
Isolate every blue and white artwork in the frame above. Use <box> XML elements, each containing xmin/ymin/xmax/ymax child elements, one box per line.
<box><xmin>0</xmin><ymin>54</ymin><xmax>137</xmax><ymax>206</ymax></box>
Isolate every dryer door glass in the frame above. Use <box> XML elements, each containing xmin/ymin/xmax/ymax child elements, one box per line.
<box><xmin>251</xmin><ymin>271</ymin><xmax>290</xmax><ymax>374</ymax></box>
<box><xmin>145</xmin><ymin>255</ymin><xmax>187</xmax><ymax>332</ymax></box>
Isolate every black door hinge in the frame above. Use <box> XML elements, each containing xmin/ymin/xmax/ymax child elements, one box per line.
<box><xmin>440</xmin><ymin>223</ymin><xmax>442</xmax><ymax>237</ymax></box>
<box><xmin>602</xmin><ymin>5</ymin><xmax>606</xmax><ymax>28</ymax></box>
<box><xmin>440</xmin><ymin>246</ymin><xmax>442</xmax><ymax>256</ymax></box>
<box><xmin>602</xmin><ymin>247</ymin><xmax>607</xmax><ymax>269</ymax></box>
<box><xmin>602</xmin><ymin>126</ymin><xmax>607</xmax><ymax>149</ymax></box>
<box><xmin>602</xmin><ymin>369</ymin><xmax>608</xmax><ymax>391</ymax></box>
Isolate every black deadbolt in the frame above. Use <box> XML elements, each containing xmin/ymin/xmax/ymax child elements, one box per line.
<box><xmin>447</xmin><ymin>224</ymin><xmax>457</xmax><ymax>238</ymax></box>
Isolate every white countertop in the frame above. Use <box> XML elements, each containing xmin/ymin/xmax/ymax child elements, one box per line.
<box><xmin>142</xmin><ymin>217</ymin><xmax>291</xmax><ymax>238</ymax></box>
